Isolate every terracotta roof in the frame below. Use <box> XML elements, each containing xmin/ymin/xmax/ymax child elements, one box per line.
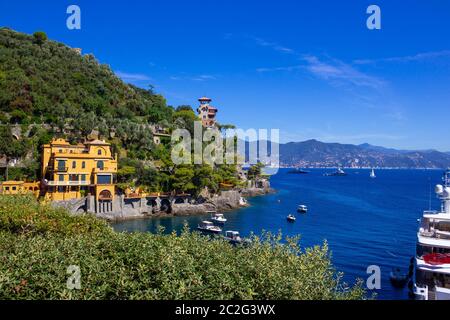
<box><xmin>198</xmin><ymin>96</ymin><xmax>212</xmax><ymax>101</ymax></box>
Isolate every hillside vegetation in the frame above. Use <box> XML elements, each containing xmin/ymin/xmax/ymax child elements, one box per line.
<box><xmin>0</xmin><ymin>28</ymin><xmax>240</xmax><ymax>194</ymax></box>
<box><xmin>0</xmin><ymin>195</ymin><xmax>365</xmax><ymax>300</ymax></box>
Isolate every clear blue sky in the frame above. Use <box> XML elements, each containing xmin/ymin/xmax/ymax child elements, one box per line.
<box><xmin>1</xmin><ymin>1</ymin><xmax>450</xmax><ymax>150</ymax></box>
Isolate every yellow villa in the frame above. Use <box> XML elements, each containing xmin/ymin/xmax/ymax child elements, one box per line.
<box><xmin>41</xmin><ymin>138</ymin><xmax>117</xmax><ymax>202</ymax></box>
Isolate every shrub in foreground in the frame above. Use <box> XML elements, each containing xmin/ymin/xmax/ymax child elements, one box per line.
<box><xmin>0</xmin><ymin>195</ymin><xmax>365</xmax><ymax>300</ymax></box>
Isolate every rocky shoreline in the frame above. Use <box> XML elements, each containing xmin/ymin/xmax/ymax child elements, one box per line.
<box><xmin>53</xmin><ymin>180</ymin><xmax>274</xmax><ymax>222</ymax></box>
<box><xmin>102</xmin><ymin>186</ymin><xmax>274</xmax><ymax>221</ymax></box>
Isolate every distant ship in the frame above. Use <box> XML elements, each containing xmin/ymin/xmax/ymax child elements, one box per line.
<box><xmin>288</xmin><ymin>168</ymin><xmax>309</xmax><ymax>174</ymax></box>
<box><xmin>413</xmin><ymin>169</ymin><xmax>450</xmax><ymax>300</ymax></box>
<box><xmin>370</xmin><ymin>168</ymin><xmax>376</xmax><ymax>178</ymax></box>
<box><xmin>324</xmin><ymin>167</ymin><xmax>347</xmax><ymax>176</ymax></box>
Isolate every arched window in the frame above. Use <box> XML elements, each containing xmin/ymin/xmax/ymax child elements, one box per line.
<box><xmin>98</xmin><ymin>149</ymin><xmax>102</xmax><ymax>155</ymax></box>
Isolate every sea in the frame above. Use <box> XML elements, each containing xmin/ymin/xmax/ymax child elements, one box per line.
<box><xmin>112</xmin><ymin>168</ymin><xmax>444</xmax><ymax>300</ymax></box>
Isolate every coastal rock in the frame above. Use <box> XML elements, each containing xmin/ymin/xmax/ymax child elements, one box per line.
<box><xmin>50</xmin><ymin>185</ymin><xmax>273</xmax><ymax>220</ymax></box>
<box><xmin>209</xmin><ymin>190</ymin><xmax>242</xmax><ymax>211</ymax></box>
<box><xmin>171</xmin><ymin>203</ymin><xmax>215</xmax><ymax>216</ymax></box>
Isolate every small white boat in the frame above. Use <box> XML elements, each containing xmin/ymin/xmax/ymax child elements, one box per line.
<box><xmin>287</xmin><ymin>214</ymin><xmax>296</xmax><ymax>222</ymax></box>
<box><xmin>197</xmin><ymin>221</ymin><xmax>222</xmax><ymax>234</ymax></box>
<box><xmin>297</xmin><ymin>205</ymin><xmax>308</xmax><ymax>213</ymax></box>
<box><xmin>370</xmin><ymin>168</ymin><xmax>376</xmax><ymax>178</ymax></box>
<box><xmin>224</xmin><ymin>230</ymin><xmax>242</xmax><ymax>244</ymax></box>
<box><xmin>210</xmin><ymin>213</ymin><xmax>227</xmax><ymax>224</ymax></box>
<box><xmin>324</xmin><ymin>167</ymin><xmax>347</xmax><ymax>176</ymax></box>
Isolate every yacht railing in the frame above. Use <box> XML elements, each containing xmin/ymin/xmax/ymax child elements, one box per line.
<box><xmin>419</xmin><ymin>227</ymin><xmax>450</xmax><ymax>240</ymax></box>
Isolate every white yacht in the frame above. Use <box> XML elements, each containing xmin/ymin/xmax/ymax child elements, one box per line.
<box><xmin>197</xmin><ymin>221</ymin><xmax>222</xmax><ymax>234</ymax></box>
<box><xmin>414</xmin><ymin>169</ymin><xmax>450</xmax><ymax>300</ymax></box>
<box><xmin>210</xmin><ymin>213</ymin><xmax>227</xmax><ymax>224</ymax></box>
<box><xmin>370</xmin><ymin>168</ymin><xmax>376</xmax><ymax>178</ymax></box>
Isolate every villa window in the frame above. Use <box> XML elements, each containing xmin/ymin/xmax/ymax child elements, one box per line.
<box><xmin>97</xmin><ymin>160</ymin><xmax>104</xmax><ymax>170</ymax></box>
<box><xmin>59</xmin><ymin>175</ymin><xmax>64</xmax><ymax>182</ymax></box>
<box><xmin>82</xmin><ymin>161</ymin><xmax>86</xmax><ymax>169</ymax></box>
<box><xmin>97</xmin><ymin>174</ymin><xmax>111</xmax><ymax>185</ymax></box>
<box><xmin>12</xmin><ymin>187</ymin><xmax>16</xmax><ymax>191</ymax></box>
<box><xmin>72</xmin><ymin>161</ymin><xmax>76</xmax><ymax>169</ymax></box>
<box><xmin>5</xmin><ymin>187</ymin><xmax>9</xmax><ymax>191</ymax></box>
<box><xmin>98</xmin><ymin>149</ymin><xmax>102</xmax><ymax>155</ymax></box>
<box><xmin>81</xmin><ymin>174</ymin><xmax>86</xmax><ymax>182</ymax></box>
<box><xmin>57</xmin><ymin>160</ymin><xmax>66</xmax><ymax>171</ymax></box>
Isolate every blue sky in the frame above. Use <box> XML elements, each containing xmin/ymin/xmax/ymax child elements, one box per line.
<box><xmin>1</xmin><ymin>1</ymin><xmax>450</xmax><ymax>150</ymax></box>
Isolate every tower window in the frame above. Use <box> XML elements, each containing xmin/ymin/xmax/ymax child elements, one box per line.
<box><xmin>97</xmin><ymin>161</ymin><xmax>104</xmax><ymax>170</ymax></box>
<box><xmin>98</xmin><ymin>149</ymin><xmax>102</xmax><ymax>155</ymax></box>
<box><xmin>72</xmin><ymin>161</ymin><xmax>76</xmax><ymax>169</ymax></box>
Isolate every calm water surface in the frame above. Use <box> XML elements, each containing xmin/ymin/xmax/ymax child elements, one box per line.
<box><xmin>112</xmin><ymin>168</ymin><xmax>443</xmax><ymax>300</ymax></box>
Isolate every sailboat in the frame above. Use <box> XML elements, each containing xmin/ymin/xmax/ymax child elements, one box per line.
<box><xmin>370</xmin><ymin>168</ymin><xmax>376</xmax><ymax>178</ymax></box>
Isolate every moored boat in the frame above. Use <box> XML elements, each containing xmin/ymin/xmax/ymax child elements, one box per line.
<box><xmin>210</xmin><ymin>213</ymin><xmax>227</xmax><ymax>224</ymax></box>
<box><xmin>297</xmin><ymin>205</ymin><xmax>308</xmax><ymax>213</ymax></box>
<box><xmin>324</xmin><ymin>167</ymin><xmax>347</xmax><ymax>176</ymax></box>
<box><xmin>287</xmin><ymin>214</ymin><xmax>296</xmax><ymax>222</ymax></box>
<box><xmin>197</xmin><ymin>220</ymin><xmax>222</xmax><ymax>234</ymax></box>
<box><xmin>224</xmin><ymin>230</ymin><xmax>242</xmax><ymax>245</ymax></box>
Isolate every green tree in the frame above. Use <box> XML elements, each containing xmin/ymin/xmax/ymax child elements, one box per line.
<box><xmin>176</xmin><ymin>105</ymin><xmax>193</xmax><ymax>112</ymax></box>
<box><xmin>247</xmin><ymin>162</ymin><xmax>265</xmax><ymax>180</ymax></box>
<box><xmin>32</xmin><ymin>31</ymin><xmax>47</xmax><ymax>46</ymax></box>
<box><xmin>171</xmin><ymin>165</ymin><xmax>195</xmax><ymax>193</ymax></box>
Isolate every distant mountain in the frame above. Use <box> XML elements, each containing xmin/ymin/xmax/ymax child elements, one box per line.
<box><xmin>242</xmin><ymin>139</ymin><xmax>450</xmax><ymax>169</ymax></box>
<box><xmin>357</xmin><ymin>143</ymin><xmax>411</xmax><ymax>154</ymax></box>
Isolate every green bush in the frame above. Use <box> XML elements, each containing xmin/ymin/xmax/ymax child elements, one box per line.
<box><xmin>0</xmin><ymin>195</ymin><xmax>366</xmax><ymax>300</ymax></box>
<box><xmin>0</xmin><ymin>195</ymin><xmax>108</xmax><ymax>236</ymax></box>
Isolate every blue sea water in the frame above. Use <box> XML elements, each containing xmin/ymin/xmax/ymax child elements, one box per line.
<box><xmin>112</xmin><ymin>168</ymin><xmax>443</xmax><ymax>300</ymax></box>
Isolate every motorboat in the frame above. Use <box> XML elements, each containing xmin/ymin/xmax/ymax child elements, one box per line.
<box><xmin>287</xmin><ymin>214</ymin><xmax>296</xmax><ymax>222</ymax></box>
<box><xmin>297</xmin><ymin>205</ymin><xmax>308</xmax><ymax>213</ymax></box>
<box><xmin>224</xmin><ymin>230</ymin><xmax>243</xmax><ymax>245</ymax></box>
<box><xmin>324</xmin><ymin>167</ymin><xmax>347</xmax><ymax>176</ymax></box>
<box><xmin>210</xmin><ymin>213</ymin><xmax>227</xmax><ymax>224</ymax></box>
<box><xmin>197</xmin><ymin>220</ymin><xmax>222</xmax><ymax>234</ymax></box>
